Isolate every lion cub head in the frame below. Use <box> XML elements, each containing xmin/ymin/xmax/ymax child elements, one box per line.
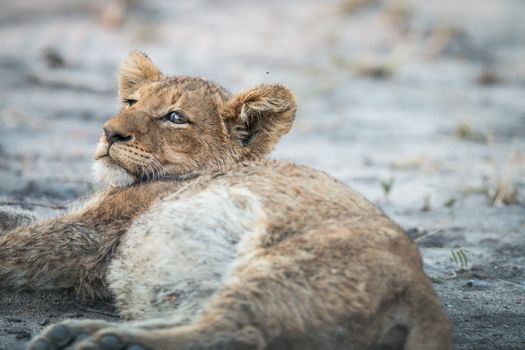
<box><xmin>93</xmin><ymin>52</ymin><xmax>296</xmax><ymax>187</ymax></box>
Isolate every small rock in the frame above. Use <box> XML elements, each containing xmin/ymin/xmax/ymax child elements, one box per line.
<box><xmin>464</xmin><ymin>280</ymin><xmax>491</xmax><ymax>290</ymax></box>
<box><xmin>15</xmin><ymin>330</ymin><xmax>31</xmax><ymax>340</ymax></box>
<box><xmin>42</xmin><ymin>48</ymin><xmax>65</xmax><ymax>69</ymax></box>
<box><xmin>6</xmin><ymin>327</ymin><xmax>32</xmax><ymax>340</ymax></box>
<box><xmin>477</xmin><ymin>68</ymin><xmax>500</xmax><ymax>86</ymax></box>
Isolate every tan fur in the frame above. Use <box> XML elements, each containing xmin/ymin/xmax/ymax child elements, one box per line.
<box><xmin>0</xmin><ymin>52</ymin><xmax>452</xmax><ymax>350</ymax></box>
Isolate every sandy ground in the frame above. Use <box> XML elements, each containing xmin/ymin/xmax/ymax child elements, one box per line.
<box><xmin>0</xmin><ymin>0</ymin><xmax>524</xmax><ymax>349</ymax></box>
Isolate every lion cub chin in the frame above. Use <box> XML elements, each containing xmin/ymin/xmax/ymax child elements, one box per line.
<box><xmin>93</xmin><ymin>157</ymin><xmax>136</xmax><ymax>187</ymax></box>
<box><xmin>0</xmin><ymin>51</ymin><xmax>452</xmax><ymax>350</ymax></box>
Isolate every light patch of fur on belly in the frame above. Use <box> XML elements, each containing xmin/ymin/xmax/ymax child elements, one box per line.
<box><xmin>107</xmin><ymin>185</ymin><xmax>265</xmax><ymax>322</ymax></box>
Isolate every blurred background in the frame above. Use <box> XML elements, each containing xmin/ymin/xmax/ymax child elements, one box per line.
<box><xmin>0</xmin><ymin>0</ymin><xmax>524</xmax><ymax>349</ymax></box>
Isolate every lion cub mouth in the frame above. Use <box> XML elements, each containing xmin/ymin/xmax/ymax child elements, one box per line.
<box><xmin>92</xmin><ymin>138</ymin><xmax>136</xmax><ymax>187</ymax></box>
<box><xmin>93</xmin><ymin>140</ymin><xmax>131</xmax><ymax>173</ymax></box>
<box><xmin>93</xmin><ymin>139</ymin><xmax>168</xmax><ymax>187</ymax></box>
<box><xmin>93</xmin><ymin>138</ymin><xmax>110</xmax><ymax>161</ymax></box>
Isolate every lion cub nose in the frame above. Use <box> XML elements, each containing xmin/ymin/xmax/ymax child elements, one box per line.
<box><xmin>104</xmin><ymin>127</ymin><xmax>132</xmax><ymax>147</ymax></box>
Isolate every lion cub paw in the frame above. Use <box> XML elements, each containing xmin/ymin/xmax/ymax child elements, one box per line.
<box><xmin>28</xmin><ymin>318</ymin><xmax>264</xmax><ymax>350</ymax></box>
<box><xmin>28</xmin><ymin>319</ymin><xmax>117</xmax><ymax>350</ymax></box>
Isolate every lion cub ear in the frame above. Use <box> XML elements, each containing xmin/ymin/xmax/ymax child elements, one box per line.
<box><xmin>223</xmin><ymin>84</ymin><xmax>296</xmax><ymax>157</ymax></box>
<box><xmin>118</xmin><ymin>51</ymin><xmax>163</xmax><ymax>100</ymax></box>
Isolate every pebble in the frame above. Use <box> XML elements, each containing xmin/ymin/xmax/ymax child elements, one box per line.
<box><xmin>464</xmin><ymin>280</ymin><xmax>491</xmax><ymax>290</ymax></box>
<box><xmin>15</xmin><ymin>330</ymin><xmax>31</xmax><ymax>340</ymax></box>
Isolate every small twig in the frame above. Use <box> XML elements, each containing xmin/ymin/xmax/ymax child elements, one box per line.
<box><xmin>73</xmin><ymin>304</ymin><xmax>119</xmax><ymax>318</ymax></box>
<box><xmin>445</xmin><ymin>270</ymin><xmax>457</xmax><ymax>280</ymax></box>
<box><xmin>414</xmin><ymin>228</ymin><xmax>444</xmax><ymax>242</ymax></box>
<box><xmin>0</xmin><ymin>201</ymin><xmax>67</xmax><ymax>210</ymax></box>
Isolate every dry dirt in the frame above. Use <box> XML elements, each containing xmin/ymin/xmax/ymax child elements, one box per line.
<box><xmin>0</xmin><ymin>0</ymin><xmax>524</xmax><ymax>349</ymax></box>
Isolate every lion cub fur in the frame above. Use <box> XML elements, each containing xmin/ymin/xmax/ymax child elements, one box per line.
<box><xmin>0</xmin><ymin>52</ymin><xmax>452</xmax><ymax>350</ymax></box>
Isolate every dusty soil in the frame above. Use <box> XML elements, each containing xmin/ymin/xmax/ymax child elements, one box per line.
<box><xmin>0</xmin><ymin>0</ymin><xmax>524</xmax><ymax>349</ymax></box>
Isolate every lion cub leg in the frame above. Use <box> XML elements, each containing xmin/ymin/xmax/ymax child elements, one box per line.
<box><xmin>28</xmin><ymin>228</ymin><xmax>452</xmax><ymax>350</ymax></box>
<box><xmin>402</xmin><ymin>280</ymin><xmax>453</xmax><ymax>350</ymax></box>
<box><xmin>0</xmin><ymin>212</ymin><xmax>115</xmax><ymax>296</ymax></box>
<box><xmin>30</xmin><ymin>226</ymin><xmax>405</xmax><ymax>350</ymax></box>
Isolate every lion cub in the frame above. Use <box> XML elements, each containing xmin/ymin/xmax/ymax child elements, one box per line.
<box><xmin>0</xmin><ymin>52</ymin><xmax>452</xmax><ymax>350</ymax></box>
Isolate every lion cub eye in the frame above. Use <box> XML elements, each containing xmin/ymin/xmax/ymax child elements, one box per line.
<box><xmin>124</xmin><ymin>99</ymin><xmax>137</xmax><ymax>107</ymax></box>
<box><xmin>166</xmin><ymin>111</ymin><xmax>189</xmax><ymax>124</ymax></box>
